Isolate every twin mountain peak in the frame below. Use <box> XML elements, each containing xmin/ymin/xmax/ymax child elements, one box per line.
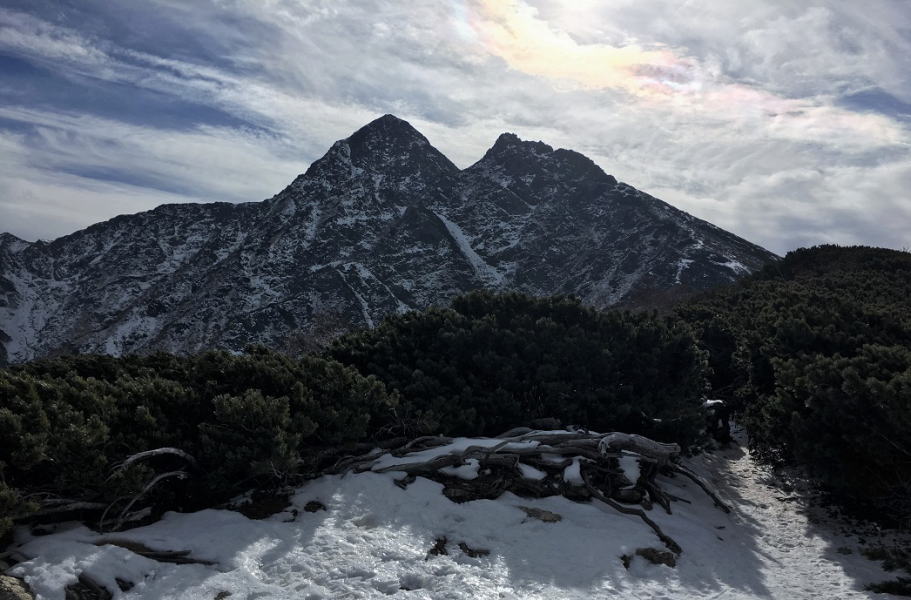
<box><xmin>0</xmin><ymin>114</ymin><xmax>777</xmax><ymax>363</ymax></box>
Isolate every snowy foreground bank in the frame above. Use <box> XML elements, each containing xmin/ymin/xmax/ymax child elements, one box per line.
<box><xmin>7</xmin><ymin>431</ymin><xmax>903</xmax><ymax>599</ymax></box>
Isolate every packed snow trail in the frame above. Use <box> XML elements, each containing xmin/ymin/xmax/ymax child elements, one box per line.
<box><xmin>7</xmin><ymin>431</ymin><xmax>903</xmax><ymax>599</ymax></box>
<box><xmin>690</xmin><ymin>429</ymin><xmax>902</xmax><ymax>598</ymax></box>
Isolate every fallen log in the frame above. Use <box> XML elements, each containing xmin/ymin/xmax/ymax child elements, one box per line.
<box><xmin>372</xmin><ymin>453</ymin><xmax>464</xmax><ymax>474</ymax></box>
<box><xmin>402</xmin><ymin>436</ymin><xmax>454</xmax><ymax>452</ymax></box>
<box><xmin>598</xmin><ymin>433</ymin><xmax>680</xmax><ymax>465</ymax></box>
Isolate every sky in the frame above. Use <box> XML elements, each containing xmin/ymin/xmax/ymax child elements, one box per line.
<box><xmin>1</xmin><ymin>0</ymin><xmax>910</xmax><ymax>254</ymax></box>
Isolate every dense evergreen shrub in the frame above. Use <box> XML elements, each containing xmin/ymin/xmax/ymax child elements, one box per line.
<box><xmin>773</xmin><ymin>345</ymin><xmax>911</xmax><ymax>514</ymax></box>
<box><xmin>329</xmin><ymin>292</ymin><xmax>708</xmax><ymax>446</ymax></box>
<box><xmin>677</xmin><ymin>245</ymin><xmax>911</xmax><ymax>520</ymax></box>
<box><xmin>0</xmin><ymin>349</ymin><xmax>396</xmax><ymax>537</ymax></box>
<box><xmin>0</xmin><ymin>295</ymin><xmax>712</xmax><ymax>539</ymax></box>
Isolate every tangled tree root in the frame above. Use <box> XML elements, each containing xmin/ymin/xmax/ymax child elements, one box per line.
<box><xmin>337</xmin><ymin>429</ymin><xmax>731</xmax><ymax>555</ymax></box>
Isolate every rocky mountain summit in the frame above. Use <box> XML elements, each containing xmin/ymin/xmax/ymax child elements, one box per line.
<box><xmin>0</xmin><ymin>114</ymin><xmax>777</xmax><ymax>363</ymax></box>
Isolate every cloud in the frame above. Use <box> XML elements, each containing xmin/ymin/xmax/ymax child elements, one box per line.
<box><xmin>649</xmin><ymin>161</ymin><xmax>911</xmax><ymax>254</ymax></box>
<box><xmin>0</xmin><ymin>106</ymin><xmax>305</xmax><ymax>198</ymax></box>
<box><xmin>469</xmin><ymin>0</ymin><xmax>688</xmax><ymax>95</ymax></box>
<box><xmin>0</xmin><ymin>105</ymin><xmax>309</xmax><ymax>241</ymax></box>
<box><xmin>468</xmin><ymin>0</ymin><xmax>905</xmax><ymax>149</ymax></box>
<box><xmin>0</xmin><ymin>128</ymin><xmax>204</xmax><ymax>241</ymax></box>
<box><xmin>0</xmin><ymin>1</ymin><xmax>908</xmax><ymax>256</ymax></box>
<box><xmin>0</xmin><ymin>8</ymin><xmax>107</xmax><ymax>66</ymax></box>
<box><xmin>521</xmin><ymin>0</ymin><xmax>911</xmax><ymax>101</ymax></box>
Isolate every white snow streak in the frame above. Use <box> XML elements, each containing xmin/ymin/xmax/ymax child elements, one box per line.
<box><xmin>433</xmin><ymin>211</ymin><xmax>505</xmax><ymax>286</ymax></box>
<box><xmin>674</xmin><ymin>258</ymin><xmax>694</xmax><ymax>285</ymax></box>
<box><xmin>334</xmin><ymin>267</ymin><xmax>375</xmax><ymax>328</ymax></box>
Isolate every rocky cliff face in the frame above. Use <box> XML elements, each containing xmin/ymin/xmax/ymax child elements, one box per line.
<box><xmin>0</xmin><ymin>114</ymin><xmax>777</xmax><ymax>363</ymax></box>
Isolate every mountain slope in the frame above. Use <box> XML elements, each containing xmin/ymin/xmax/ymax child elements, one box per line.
<box><xmin>0</xmin><ymin>115</ymin><xmax>777</xmax><ymax>363</ymax></box>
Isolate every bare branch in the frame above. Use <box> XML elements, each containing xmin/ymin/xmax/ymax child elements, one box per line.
<box><xmin>112</xmin><ymin>470</ymin><xmax>189</xmax><ymax>531</ymax></box>
<box><xmin>582</xmin><ymin>469</ymin><xmax>682</xmax><ymax>554</ymax></box>
<box><xmin>672</xmin><ymin>466</ymin><xmax>731</xmax><ymax>513</ymax></box>
<box><xmin>110</xmin><ymin>447</ymin><xmax>198</xmax><ymax>477</ymax></box>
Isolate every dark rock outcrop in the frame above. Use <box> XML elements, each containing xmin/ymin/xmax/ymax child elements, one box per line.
<box><xmin>0</xmin><ymin>115</ymin><xmax>777</xmax><ymax>363</ymax></box>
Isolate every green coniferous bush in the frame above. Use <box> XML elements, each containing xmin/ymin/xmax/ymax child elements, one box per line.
<box><xmin>678</xmin><ymin>245</ymin><xmax>911</xmax><ymax>522</ymax></box>
<box><xmin>329</xmin><ymin>291</ymin><xmax>708</xmax><ymax>446</ymax></box>
<box><xmin>0</xmin><ymin>349</ymin><xmax>397</xmax><ymax>537</ymax></box>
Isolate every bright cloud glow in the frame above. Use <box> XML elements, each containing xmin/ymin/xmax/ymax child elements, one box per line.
<box><xmin>468</xmin><ymin>0</ymin><xmax>904</xmax><ymax>148</ymax></box>
<box><xmin>470</xmin><ymin>0</ymin><xmax>688</xmax><ymax>95</ymax></box>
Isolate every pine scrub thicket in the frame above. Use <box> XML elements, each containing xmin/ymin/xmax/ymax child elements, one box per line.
<box><xmin>678</xmin><ymin>245</ymin><xmax>911</xmax><ymax>523</ymax></box>
<box><xmin>329</xmin><ymin>292</ymin><xmax>707</xmax><ymax>445</ymax></box>
<box><xmin>0</xmin><ymin>295</ymin><xmax>708</xmax><ymax>537</ymax></box>
<box><xmin>0</xmin><ymin>350</ymin><xmax>396</xmax><ymax>537</ymax></box>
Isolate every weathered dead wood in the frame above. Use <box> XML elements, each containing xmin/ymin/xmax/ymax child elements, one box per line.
<box><xmin>598</xmin><ymin>433</ymin><xmax>680</xmax><ymax>465</ymax></box>
<box><xmin>521</xmin><ymin>456</ymin><xmax>573</xmax><ymax>473</ymax></box>
<box><xmin>442</xmin><ymin>473</ymin><xmax>509</xmax><ymax>503</ymax></box>
<box><xmin>643</xmin><ymin>481</ymin><xmax>673</xmax><ymax>515</ymax></box>
<box><xmin>402</xmin><ymin>436</ymin><xmax>454</xmax><ymax>452</ymax></box>
<box><xmin>552</xmin><ymin>438</ymin><xmax>601</xmax><ymax>449</ymax></box>
<box><xmin>582</xmin><ymin>470</ymin><xmax>682</xmax><ymax>555</ymax></box>
<box><xmin>637</xmin><ymin>462</ymin><xmax>672</xmax><ymax>514</ymax></box>
<box><xmin>372</xmin><ymin>453</ymin><xmax>463</xmax><ymax>474</ymax></box>
<box><xmin>497</xmin><ymin>427</ymin><xmax>533</xmax><ymax>438</ymax></box>
<box><xmin>110</xmin><ymin>447</ymin><xmax>198</xmax><ymax>474</ymax></box>
<box><xmin>476</xmin><ymin>453</ymin><xmax>519</xmax><ymax>469</ymax></box>
<box><xmin>465</xmin><ymin>446</ymin><xmax>532</xmax><ymax>459</ymax></box>
<box><xmin>514</xmin><ymin>433</ymin><xmax>601</xmax><ymax>445</ymax></box>
<box><xmin>393</xmin><ymin>474</ymin><xmax>416</xmax><ymax>489</ymax></box>
<box><xmin>666</xmin><ymin>492</ymin><xmax>692</xmax><ymax>504</ymax></box>
<box><xmin>343</xmin><ymin>436</ymin><xmax>620</xmax><ymax>477</ymax></box>
<box><xmin>107</xmin><ymin>470</ymin><xmax>189</xmax><ymax>531</ymax></box>
<box><xmin>458</xmin><ymin>542</ymin><xmax>490</xmax><ymax>558</ymax></box>
<box><xmin>532</xmin><ymin>446</ymin><xmax>606</xmax><ymax>461</ymax></box>
<box><xmin>326</xmin><ymin>429</ymin><xmax>729</xmax><ymax>548</ymax></box>
<box><xmin>327</xmin><ymin>449</ymin><xmax>386</xmax><ymax>474</ymax></box>
<box><xmin>65</xmin><ymin>573</ymin><xmax>112</xmax><ymax>600</ymax></box>
<box><xmin>460</xmin><ymin>440</ymin><xmax>514</xmax><ymax>456</ymax></box>
<box><xmin>93</xmin><ymin>539</ymin><xmax>216</xmax><ymax>566</ymax></box>
<box><xmin>25</xmin><ymin>496</ymin><xmax>88</xmax><ymax>507</ymax></box>
<box><xmin>672</xmin><ymin>466</ymin><xmax>731</xmax><ymax>513</ymax></box>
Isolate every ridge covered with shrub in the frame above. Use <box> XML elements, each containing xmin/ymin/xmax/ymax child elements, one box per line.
<box><xmin>0</xmin><ymin>294</ymin><xmax>709</xmax><ymax>538</ymax></box>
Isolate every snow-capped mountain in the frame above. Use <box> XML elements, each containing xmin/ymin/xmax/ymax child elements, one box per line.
<box><xmin>0</xmin><ymin>115</ymin><xmax>777</xmax><ymax>364</ymax></box>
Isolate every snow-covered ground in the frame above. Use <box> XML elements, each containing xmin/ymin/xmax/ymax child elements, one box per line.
<box><xmin>7</xmin><ymin>430</ymin><xmax>905</xmax><ymax>599</ymax></box>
